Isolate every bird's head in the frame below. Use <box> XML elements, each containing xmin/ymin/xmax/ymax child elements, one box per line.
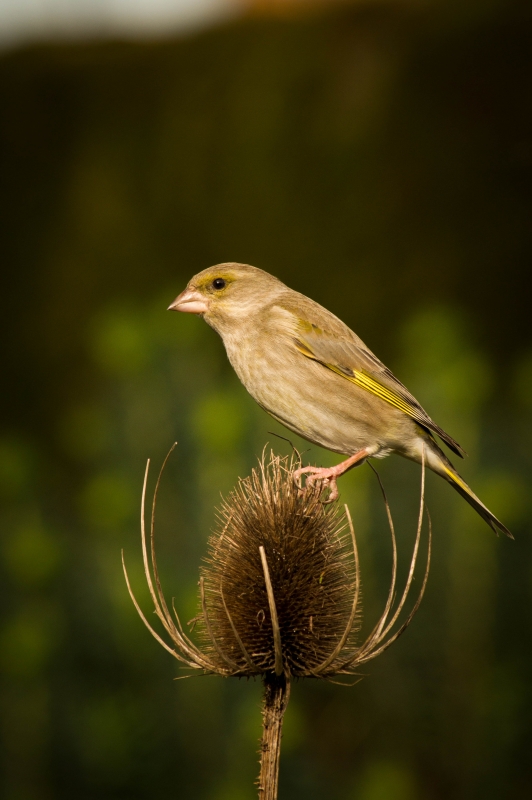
<box><xmin>168</xmin><ymin>263</ymin><xmax>285</xmax><ymax>333</ymax></box>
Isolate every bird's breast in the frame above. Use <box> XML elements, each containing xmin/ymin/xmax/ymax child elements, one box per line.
<box><xmin>220</xmin><ymin>327</ymin><xmax>406</xmax><ymax>457</ymax></box>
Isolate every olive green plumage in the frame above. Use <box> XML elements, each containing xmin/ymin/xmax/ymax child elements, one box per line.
<box><xmin>169</xmin><ymin>262</ymin><xmax>511</xmax><ymax>538</ymax></box>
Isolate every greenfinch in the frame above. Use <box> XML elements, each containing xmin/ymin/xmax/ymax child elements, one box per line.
<box><xmin>169</xmin><ymin>263</ymin><xmax>511</xmax><ymax>538</ymax></box>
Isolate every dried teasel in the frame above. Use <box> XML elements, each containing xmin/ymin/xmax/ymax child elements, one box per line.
<box><xmin>198</xmin><ymin>454</ymin><xmax>360</xmax><ymax>678</ymax></box>
<box><xmin>122</xmin><ymin>445</ymin><xmax>431</xmax><ymax>800</ymax></box>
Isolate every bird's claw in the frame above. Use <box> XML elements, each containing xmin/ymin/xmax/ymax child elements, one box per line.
<box><xmin>293</xmin><ymin>466</ymin><xmax>339</xmax><ymax>504</ymax></box>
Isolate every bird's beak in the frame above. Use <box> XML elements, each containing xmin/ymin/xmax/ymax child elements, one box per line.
<box><xmin>167</xmin><ymin>288</ymin><xmax>208</xmax><ymax>315</ymax></box>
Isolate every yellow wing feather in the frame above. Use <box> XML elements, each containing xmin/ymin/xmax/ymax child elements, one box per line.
<box><xmin>294</xmin><ymin>336</ymin><xmax>465</xmax><ymax>457</ymax></box>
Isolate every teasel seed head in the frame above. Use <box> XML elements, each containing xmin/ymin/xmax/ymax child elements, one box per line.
<box><xmin>122</xmin><ymin>445</ymin><xmax>431</xmax><ymax>682</ymax></box>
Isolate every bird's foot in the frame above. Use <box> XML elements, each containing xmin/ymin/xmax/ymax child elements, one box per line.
<box><xmin>293</xmin><ymin>466</ymin><xmax>340</xmax><ymax>503</ymax></box>
<box><xmin>293</xmin><ymin>449</ymin><xmax>371</xmax><ymax>505</ymax></box>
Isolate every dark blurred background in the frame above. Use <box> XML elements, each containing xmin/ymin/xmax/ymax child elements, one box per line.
<box><xmin>1</xmin><ymin>0</ymin><xmax>532</xmax><ymax>798</ymax></box>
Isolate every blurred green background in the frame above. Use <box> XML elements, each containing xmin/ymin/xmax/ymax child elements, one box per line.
<box><xmin>1</xmin><ymin>1</ymin><xmax>532</xmax><ymax>798</ymax></box>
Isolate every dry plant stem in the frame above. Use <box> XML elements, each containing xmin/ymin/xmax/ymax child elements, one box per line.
<box><xmin>258</xmin><ymin>674</ymin><xmax>291</xmax><ymax>800</ymax></box>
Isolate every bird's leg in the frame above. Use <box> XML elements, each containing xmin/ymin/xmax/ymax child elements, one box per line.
<box><xmin>293</xmin><ymin>449</ymin><xmax>371</xmax><ymax>504</ymax></box>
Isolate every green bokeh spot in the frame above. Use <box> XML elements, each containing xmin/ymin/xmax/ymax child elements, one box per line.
<box><xmin>0</xmin><ymin>607</ymin><xmax>59</xmax><ymax>678</ymax></box>
<box><xmin>80</xmin><ymin>471</ymin><xmax>136</xmax><ymax>532</ymax></box>
<box><xmin>0</xmin><ymin>438</ymin><xmax>35</xmax><ymax>498</ymax></box>
<box><xmin>356</xmin><ymin>760</ymin><xmax>418</xmax><ymax>800</ymax></box>
<box><xmin>398</xmin><ymin>306</ymin><xmax>492</xmax><ymax>416</ymax></box>
<box><xmin>477</xmin><ymin>472</ymin><xmax>528</xmax><ymax>527</ymax></box>
<box><xmin>401</xmin><ymin>307</ymin><xmax>469</xmax><ymax>368</ymax></box>
<box><xmin>59</xmin><ymin>403</ymin><xmax>110</xmax><ymax>461</ymax></box>
<box><xmin>513</xmin><ymin>351</ymin><xmax>532</xmax><ymax>411</ymax></box>
<box><xmin>192</xmin><ymin>390</ymin><xmax>248</xmax><ymax>454</ymax></box>
<box><xmin>3</xmin><ymin>520</ymin><xmax>62</xmax><ymax>587</ymax></box>
<box><xmin>209</xmin><ymin>777</ymin><xmax>251</xmax><ymax>800</ymax></box>
<box><xmin>90</xmin><ymin>308</ymin><xmax>150</xmax><ymax>375</ymax></box>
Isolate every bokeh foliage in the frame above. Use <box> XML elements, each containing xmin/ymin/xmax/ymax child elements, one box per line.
<box><xmin>1</xmin><ymin>2</ymin><xmax>531</xmax><ymax>798</ymax></box>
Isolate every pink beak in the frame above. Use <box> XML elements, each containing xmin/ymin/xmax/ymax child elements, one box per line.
<box><xmin>168</xmin><ymin>287</ymin><xmax>208</xmax><ymax>315</ymax></box>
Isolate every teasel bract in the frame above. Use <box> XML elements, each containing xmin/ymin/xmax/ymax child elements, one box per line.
<box><xmin>123</xmin><ymin>446</ymin><xmax>431</xmax><ymax>800</ymax></box>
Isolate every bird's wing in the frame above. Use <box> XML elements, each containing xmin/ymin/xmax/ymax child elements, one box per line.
<box><xmin>293</xmin><ymin>319</ymin><xmax>465</xmax><ymax>458</ymax></box>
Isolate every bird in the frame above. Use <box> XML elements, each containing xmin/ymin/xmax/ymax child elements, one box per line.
<box><xmin>168</xmin><ymin>262</ymin><xmax>511</xmax><ymax>538</ymax></box>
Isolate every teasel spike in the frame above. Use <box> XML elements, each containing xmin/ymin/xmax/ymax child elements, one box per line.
<box><xmin>311</xmin><ymin>504</ymin><xmax>360</xmax><ymax>675</ymax></box>
<box><xmin>220</xmin><ymin>585</ymin><xmax>259</xmax><ymax>670</ymax></box>
<box><xmin>122</xmin><ymin>454</ymin><xmax>218</xmax><ymax>673</ymax></box>
<box><xmin>200</xmin><ymin>577</ymin><xmax>240</xmax><ymax>672</ymax></box>
<box><xmin>121</xmin><ymin>549</ymin><xmax>196</xmax><ymax>667</ymax></box>
<box><xmin>357</xmin><ymin>510</ymin><xmax>432</xmax><ymax>665</ymax></box>
<box><xmin>259</xmin><ymin>546</ymin><xmax>284</xmax><ymax>677</ymax></box>
<box><xmin>371</xmin><ymin>443</ymin><xmax>427</xmax><ymax>643</ymax></box>
<box><xmin>148</xmin><ymin>445</ymin><xmax>212</xmax><ymax>664</ymax></box>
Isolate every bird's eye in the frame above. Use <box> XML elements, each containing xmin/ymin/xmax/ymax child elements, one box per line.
<box><xmin>212</xmin><ymin>278</ymin><xmax>226</xmax><ymax>290</ymax></box>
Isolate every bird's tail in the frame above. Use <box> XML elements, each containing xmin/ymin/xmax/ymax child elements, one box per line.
<box><xmin>425</xmin><ymin>443</ymin><xmax>513</xmax><ymax>539</ymax></box>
